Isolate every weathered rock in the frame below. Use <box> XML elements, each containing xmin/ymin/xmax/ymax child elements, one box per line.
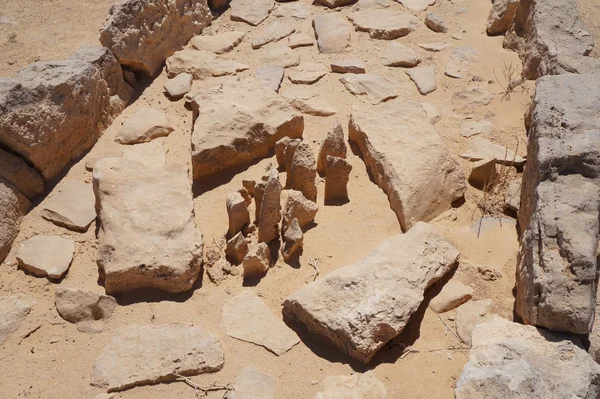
<box><xmin>288</xmin><ymin>143</ymin><xmax>317</xmax><ymax>202</ymax></box>
<box><xmin>116</xmin><ymin>107</ymin><xmax>173</xmax><ymax>144</ymax></box>
<box><xmin>55</xmin><ymin>288</ymin><xmax>116</xmax><ymax>333</ymax></box>
<box><xmin>429</xmin><ymin>281</ymin><xmax>473</xmax><ymax>313</ymax></box>
<box><xmin>99</xmin><ymin>0</ymin><xmax>211</xmax><ymax>76</ymax></box>
<box><xmin>486</xmin><ymin>0</ymin><xmax>518</xmax><ymax>36</ymax></box>
<box><xmin>455</xmin><ymin>317</ymin><xmax>600</xmax><ymax>398</ymax></box>
<box><xmin>164</xmin><ymin>73</ymin><xmax>193</xmax><ymax>99</ymax></box>
<box><xmin>85</xmin><ymin>150</ymin><xmax>124</xmax><ymax>171</ymax></box>
<box><xmin>256</xmin><ymin>65</ymin><xmax>285</xmax><ymax>92</ymax></box>
<box><xmin>425</xmin><ymin>12</ymin><xmax>448</xmax><ymax>33</ymax></box>
<box><xmin>189</xmin><ymin>31</ymin><xmax>246</xmax><ymax>54</ymax></box>
<box><xmin>190</xmin><ymin>79</ymin><xmax>303</xmax><ymax>180</ymax></box>
<box><xmin>273</xmin><ymin>2</ymin><xmax>312</xmax><ymax>19</ymax></box>
<box><xmin>230</xmin><ymin>0</ymin><xmax>274</xmax><ymax>26</ymax></box>
<box><xmin>206</xmin><ymin>258</ymin><xmax>231</xmax><ymax>285</ymax></box>
<box><xmin>468</xmin><ymin>158</ymin><xmax>498</xmax><ymax>188</ymax></box>
<box><xmin>230</xmin><ymin>367</ymin><xmax>274</xmax><ymax>399</ymax></box>
<box><xmin>452</xmin><ymin>87</ymin><xmax>493</xmax><ymax>106</ymax></box>
<box><xmin>226</xmin><ymin>232</ymin><xmax>249</xmax><ymax>264</ymax></box>
<box><xmin>0</xmin><ymin>180</ymin><xmax>29</xmax><ymax>263</ymax></box>
<box><xmin>242</xmin><ymin>243</ymin><xmax>271</xmax><ymax>278</ymax></box>
<box><xmin>93</xmin><ymin>158</ymin><xmax>203</xmax><ymax>294</ymax></box>
<box><xmin>222</xmin><ymin>291</ymin><xmax>299</xmax><ymax>354</ymax></box>
<box><xmin>445</xmin><ymin>46</ymin><xmax>479</xmax><ymax>79</ymax></box>
<box><xmin>340</xmin><ymin>74</ymin><xmax>399</xmax><ymax>104</ymax></box>
<box><xmin>398</xmin><ymin>0</ymin><xmax>435</xmax><ymax>12</ymax></box>
<box><xmin>91</xmin><ymin>324</ymin><xmax>224</xmax><ymax>392</ymax></box>
<box><xmin>227</xmin><ymin>192</ymin><xmax>250</xmax><ymax>237</ymax></box>
<box><xmin>258</xmin><ymin>175</ymin><xmax>282</xmax><ymax>244</ymax></box>
<box><xmin>0</xmin><ymin>294</ymin><xmax>34</xmax><ymax>345</ymax></box>
<box><xmin>0</xmin><ymin>46</ymin><xmax>132</xmax><ymax>180</ymax></box>
<box><xmin>356</xmin><ymin>0</ymin><xmax>390</xmax><ymax>8</ymax></box>
<box><xmin>285</xmin><ymin>89</ymin><xmax>337</xmax><ymax>117</ymax></box>
<box><xmin>421</xmin><ymin>102</ymin><xmax>441</xmax><ymax>124</ymax></box>
<box><xmin>504</xmin><ymin>178</ymin><xmax>521</xmax><ymax>212</ymax></box>
<box><xmin>121</xmin><ymin>138</ymin><xmax>169</xmax><ymax>167</ymax></box>
<box><xmin>381</xmin><ymin>42</ymin><xmax>421</xmax><ymax>67</ymax></box>
<box><xmin>317</xmin><ymin>121</ymin><xmax>347</xmax><ymax>176</ymax></box>
<box><xmin>252</xmin><ymin>20</ymin><xmax>295</xmax><ymax>49</ymax></box>
<box><xmin>288</xmin><ymin>63</ymin><xmax>329</xmax><ymax>84</ymax></box>
<box><xmin>282</xmin><ymin>190</ymin><xmax>318</xmax><ymax>233</ymax></box>
<box><xmin>242</xmin><ymin>180</ymin><xmax>256</xmax><ymax>197</ymax></box>
<box><xmin>460</xmin><ymin>137</ymin><xmax>525</xmax><ymax>166</ymax></box>
<box><xmin>288</xmin><ymin>32</ymin><xmax>314</xmax><ymax>49</ymax></box>
<box><xmin>349</xmin><ymin>101</ymin><xmax>465</xmax><ymax>231</ymax></box>
<box><xmin>0</xmin><ymin>148</ymin><xmax>44</xmax><ymax>199</ymax></box>
<box><xmin>282</xmin><ymin>218</ymin><xmax>303</xmax><ymax>261</ymax></box>
<box><xmin>283</xmin><ymin>139</ymin><xmax>302</xmax><ymax>176</ymax></box>
<box><xmin>504</xmin><ymin>0</ymin><xmax>595</xmax><ymax>79</ymax></box>
<box><xmin>41</xmin><ymin>181</ymin><xmax>96</xmax><ymax>232</ymax></box>
<box><xmin>325</xmin><ymin>156</ymin><xmax>352</xmax><ymax>203</ymax></box>
<box><xmin>208</xmin><ymin>0</ymin><xmax>230</xmax><ymax>11</ymax></box>
<box><xmin>348</xmin><ymin>9</ymin><xmax>419</xmax><ymax>40</ymax></box>
<box><xmin>313</xmin><ymin>372</ymin><xmax>387</xmax><ymax>399</ymax></box>
<box><xmin>284</xmin><ymin>222</ymin><xmax>459</xmax><ymax>363</ymax></box>
<box><xmin>419</xmin><ymin>42</ymin><xmax>448</xmax><ymax>52</ymax></box>
<box><xmin>330</xmin><ymin>59</ymin><xmax>366</xmax><ymax>74</ymax></box>
<box><xmin>406</xmin><ymin>67</ymin><xmax>436</xmax><ymax>95</ymax></box>
<box><xmin>455</xmin><ymin>299</ymin><xmax>493</xmax><ymax>346</ymax></box>
<box><xmin>256</xmin><ymin>44</ymin><xmax>301</xmax><ymax>68</ymax></box>
<box><xmin>275</xmin><ymin>137</ymin><xmax>292</xmax><ymax>168</ymax></box>
<box><xmin>314</xmin><ymin>0</ymin><xmax>356</xmax><ymax>7</ymax></box>
<box><xmin>313</xmin><ymin>14</ymin><xmax>352</xmax><ymax>54</ymax></box>
<box><xmin>166</xmin><ymin>49</ymin><xmax>249</xmax><ymax>79</ymax></box>
<box><xmin>16</xmin><ymin>235</ymin><xmax>74</xmax><ymax>279</ymax></box>
<box><xmin>461</xmin><ymin>120</ymin><xmax>495</xmax><ymax>137</ymax></box>
<box><xmin>254</xmin><ymin>182</ymin><xmax>266</xmax><ymax>222</ymax></box>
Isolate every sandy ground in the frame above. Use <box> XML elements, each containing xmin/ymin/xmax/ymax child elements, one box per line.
<box><xmin>577</xmin><ymin>0</ymin><xmax>600</xmax><ymax>56</ymax></box>
<box><xmin>0</xmin><ymin>0</ymin><xmax>533</xmax><ymax>398</ymax></box>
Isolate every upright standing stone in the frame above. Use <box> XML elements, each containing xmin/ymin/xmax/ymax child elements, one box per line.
<box><xmin>288</xmin><ymin>143</ymin><xmax>317</xmax><ymax>202</ymax></box>
<box><xmin>227</xmin><ymin>192</ymin><xmax>250</xmax><ymax>238</ymax></box>
<box><xmin>282</xmin><ymin>190</ymin><xmax>318</xmax><ymax>232</ymax></box>
<box><xmin>258</xmin><ymin>175</ymin><xmax>282</xmax><ymax>244</ymax></box>
<box><xmin>242</xmin><ymin>243</ymin><xmax>271</xmax><ymax>278</ymax></box>
<box><xmin>230</xmin><ymin>0</ymin><xmax>274</xmax><ymax>26</ymax></box>
<box><xmin>282</xmin><ymin>218</ymin><xmax>303</xmax><ymax>261</ymax></box>
<box><xmin>317</xmin><ymin>121</ymin><xmax>347</xmax><ymax>176</ymax></box>
<box><xmin>226</xmin><ymin>232</ymin><xmax>249</xmax><ymax>265</ymax></box>
<box><xmin>325</xmin><ymin>156</ymin><xmax>352</xmax><ymax>203</ymax></box>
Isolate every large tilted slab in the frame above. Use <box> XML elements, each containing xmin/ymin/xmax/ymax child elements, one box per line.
<box><xmin>455</xmin><ymin>317</ymin><xmax>600</xmax><ymax>398</ymax></box>
<box><xmin>283</xmin><ymin>222</ymin><xmax>459</xmax><ymax>363</ymax></box>
<box><xmin>517</xmin><ymin>74</ymin><xmax>600</xmax><ymax>334</ymax></box>
<box><xmin>349</xmin><ymin>101</ymin><xmax>465</xmax><ymax>231</ymax></box>
<box><xmin>190</xmin><ymin>79</ymin><xmax>303</xmax><ymax>180</ymax></box>
<box><xmin>93</xmin><ymin>158</ymin><xmax>203</xmax><ymax>294</ymax></box>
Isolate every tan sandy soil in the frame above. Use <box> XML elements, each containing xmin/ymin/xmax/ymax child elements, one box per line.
<box><xmin>0</xmin><ymin>0</ymin><xmax>533</xmax><ymax>398</ymax></box>
<box><xmin>577</xmin><ymin>0</ymin><xmax>600</xmax><ymax>56</ymax></box>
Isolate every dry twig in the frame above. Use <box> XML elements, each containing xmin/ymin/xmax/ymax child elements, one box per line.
<box><xmin>494</xmin><ymin>61</ymin><xmax>528</xmax><ymax>102</ymax></box>
<box><xmin>306</xmin><ymin>257</ymin><xmax>320</xmax><ymax>283</ymax></box>
<box><xmin>171</xmin><ymin>372</ymin><xmax>233</xmax><ymax>398</ymax></box>
<box><xmin>212</xmin><ymin>237</ymin><xmax>224</xmax><ymax>252</ymax></box>
<box><xmin>437</xmin><ymin>316</ymin><xmax>465</xmax><ymax>345</ymax></box>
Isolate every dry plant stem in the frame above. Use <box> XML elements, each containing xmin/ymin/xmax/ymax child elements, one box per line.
<box><xmin>437</xmin><ymin>316</ymin><xmax>465</xmax><ymax>345</ymax></box>
<box><xmin>212</xmin><ymin>237</ymin><xmax>224</xmax><ymax>252</ymax></box>
<box><xmin>170</xmin><ymin>372</ymin><xmax>233</xmax><ymax>398</ymax></box>
<box><xmin>494</xmin><ymin>61</ymin><xmax>528</xmax><ymax>102</ymax></box>
<box><xmin>306</xmin><ymin>257</ymin><xmax>320</xmax><ymax>283</ymax></box>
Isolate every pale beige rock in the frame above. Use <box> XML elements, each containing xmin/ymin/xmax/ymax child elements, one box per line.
<box><xmin>230</xmin><ymin>0</ymin><xmax>274</xmax><ymax>26</ymax></box>
<box><xmin>349</xmin><ymin>102</ymin><xmax>466</xmax><ymax>231</ymax></box>
<box><xmin>222</xmin><ymin>291</ymin><xmax>299</xmax><ymax>355</ymax></box>
<box><xmin>164</xmin><ymin>73</ymin><xmax>193</xmax><ymax>99</ymax></box>
<box><xmin>273</xmin><ymin>2</ymin><xmax>312</xmax><ymax>19</ymax></box>
<box><xmin>429</xmin><ymin>281</ymin><xmax>474</xmax><ymax>313</ymax></box>
<box><xmin>325</xmin><ymin>156</ymin><xmax>352</xmax><ymax>203</ymax></box>
<box><xmin>166</xmin><ymin>49</ymin><xmax>249</xmax><ymax>80</ymax></box>
<box><xmin>189</xmin><ymin>31</ymin><xmax>246</xmax><ymax>54</ymax></box>
<box><xmin>282</xmin><ymin>190</ymin><xmax>318</xmax><ymax>232</ymax></box>
<box><xmin>398</xmin><ymin>0</ymin><xmax>436</xmax><ymax>12</ymax></box>
<box><xmin>425</xmin><ymin>12</ymin><xmax>448</xmax><ymax>33</ymax></box>
<box><xmin>313</xmin><ymin>14</ymin><xmax>352</xmax><ymax>54</ymax></box>
<box><xmin>256</xmin><ymin>44</ymin><xmax>301</xmax><ymax>68</ymax></box>
<box><xmin>288</xmin><ymin>32</ymin><xmax>314</xmax><ymax>49</ymax></box>
<box><xmin>504</xmin><ymin>179</ymin><xmax>521</xmax><ymax>212</ymax></box>
<box><xmin>258</xmin><ymin>175</ymin><xmax>282</xmax><ymax>244</ymax></box>
<box><xmin>288</xmin><ymin>143</ymin><xmax>317</xmax><ymax>202</ymax></box>
<box><xmin>0</xmin><ymin>148</ymin><xmax>44</xmax><ymax>199</ymax></box>
<box><xmin>421</xmin><ymin>102</ymin><xmax>441</xmax><ymax>124</ymax></box>
<box><xmin>91</xmin><ymin>324</ymin><xmax>224</xmax><ymax>392</ymax></box>
<box><xmin>284</xmin><ymin>222</ymin><xmax>459</xmax><ymax>363</ymax></box>
<box><xmin>230</xmin><ymin>366</ymin><xmax>275</xmax><ymax>399</ymax></box>
<box><xmin>288</xmin><ymin>63</ymin><xmax>329</xmax><ymax>84</ymax></box>
<box><xmin>330</xmin><ymin>59</ymin><xmax>366</xmax><ymax>74</ymax></box>
<box><xmin>275</xmin><ymin>137</ymin><xmax>292</xmax><ymax>169</ymax></box>
<box><xmin>227</xmin><ymin>192</ymin><xmax>250</xmax><ymax>237</ymax></box>
<box><xmin>16</xmin><ymin>235</ymin><xmax>74</xmax><ymax>279</ymax></box>
<box><xmin>356</xmin><ymin>0</ymin><xmax>390</xmax><ymax>9</ymax></box>
<box><xmin>445</xmin><ymin>47</ymin><xmax>479</xmax><ymax>78</ymax></box>
<box><xmin>486</xmin><ymin>0</ymin><xmax>518</xmax><ymax>36</ymax></box>
<box><xmin>285</xmin><ymin>88</ymin><xmax>337</xmax><ymax>117</ymax></box>
<box><xmin>116</xmin><ymin>107</ymin><xmax>173</xmax><ymax>144</ymax></box>
<box><xmin>242</xmin><ymin>243</ymin><xmax>271</xmax><ymax>278</ymax></box>
<box><xmin>406</xmin><ymin>67</ymin><xmax>436</xmax><ymax>94</ymax></box>
<box><xmin>315</xmin><ymin>0</ymin><xmax>356</xmax><ymax>7</ymax></box>
<box><xmin>252</xmin><ymin>21</ymin><xmax>295</xmax><ymax>49</ymax></box>
<box><xmin>317</xmin><ymin>121</ymin><xmax>347</xmax><ymax>176</ymax></box>
<box><xmin>461</xmin><ymin>121</ymin><xmax>495</xmax><ymax>137</ymax></box>
<box><xmin>226</xmin><ymin>232</ymin><xmax>248</xmax><ymax>265</ymax></box>
<box><xmin>190</xmin><ymin>79</ymin><xmax>303</xmax><ymax>181</ymax></box>
<box><xmin>313</xmin><ymin>372</ymin><xmax>387</xmax><ymax>399</ymax></box>
<box><xmin>121</xmin><ymin>138</ymin><xmax>168</xmax><ymax>167</ymax></box>
<box><xmin>348</xmin><ymin>9</ymin><xmax>419</xmax><ymax>40</ymax></box>
<box><xmin>256</xmin><ymin>65</ymin><xmax>285</xmax><ymax>92</ymax></box>
<box><xmin>381</xmin><ymin>42</ymin><xmax>421</xmax><ymax>67</ymax></box>
<box><xmin>340</xmin><ymin>74</ymin><xmax>399</xmax><ymax>104</ymax></box>
<box><xmin>55</xmin><ymin>288</ymin><xmax>116</xmax><ymax>334</ymax></box>
<box><xmin>254</xmin><ymin>182</ymin><xmax>267</xmax><ymax>222</ymax></box>
<box><xmin>460</xmin><ymin>137</ymin><xmax>525</xmax><ymax>166</ymax></box>
<box><xmin>455</xmin><ymin>299</ymin><xmax>493</xmax><ymax>346</ymax></box>
<box><xmin>282</xmin><ymin>218</ymin><xmax>303</xmax><ymax>261</ymax></box>
<box><xmin>42</xmin><ymin>180</ymin><xmax>96</xmax><ymax>232</ymax></box>
<box><xmin>0</xmin><ymin>180</ymin><xmax>30</xmax><ymax>263</ymax></box>
<box><xmin>283</xmin><ymin>139</ymin><xmax>302</xmax><ymax>176</ymax></box>
<box><xmin>452</xmin><ymin>87</ymin><xmax>493</xmax><ymax>106</ymax></box>
<box><xmin>93</xmin><ymin>158</ymin><xmax>203</xmax><ymax>294</ymax></box>
<box><xmin>468</xmin><ymin>158</ymin><xmax>498</xmax><ymax>188</ymax></box>
<box><xmin>0</xmin><ymin>294</ymin><xmax>34</xmax><ymax>345</ymax></box>
<box><xmin>419</xmin><ymin>42</ymin><xmax>448</xmax><ymax>52</ymax></box>
<box><xmin>85</xmin><ymin>150</ymin><xmax>123</xmax><ymax>171</ymax></box>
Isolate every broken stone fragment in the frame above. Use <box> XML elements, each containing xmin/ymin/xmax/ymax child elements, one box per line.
<box><xmin>381</xmin><ymin>42</ymin><xmax>421</xmax><ymax>67</ymax></box>
<box><xmin>504</xmin><ymin>179</ymin><xmax>521</xmax><ymax>213</ymax></box>
<box><xmin>41</xmin><ymin>180</ymin><xmax>96</xmax><ymax>232</ymax></box>
<box><xmin>0</xmin><ymin>294</ymin><xmax>34</xmax><ymax>345</ymax></box>
<box><xmin>317</xmin><ymin>121</ymin><xmax>347</xmax><ymax>176</ymax></box>
<box><xmin>325</xmin><ymin>156</ymin><xmax>352</xmax><ymax>204</ymax></box>
<box><xmin>340</xmin><ymin>74</ymin><xmax>399</xmax><ymax>104</ymax></box>
<box><xmin>288</xmin><ymin>143</ymin><xmax>318</xmax><ymax>202</ymax></box>
<box><xmin>226</xmin><ymin>232</ymin><xmax>249</xmax><ymax>265</ymax></box>
<box><xmin>164</xmin><ymin>73</ymin><xmax>193</xmax><ymax>99</ymax></box>
<box><xmin>460</xmin><ymin>121</ymin><xmax>495</xmax><ymax>137</ymax></box>
<box><xmin>16</xmin><ymin>235</ymin><xmax>75</xmax><ymax>279</ymax></box>
<box><xmin>425</xmin><ymin>12</ymin><xmax>448</xmax><ymax>33</ymax></box>
<box><xmin>116</xmin><ymin>107</ymin><xmax>174</xmax><ymax>144</ymax></box>
<box><xmin>256</xmin><ymin>65</ymin><xmax>285</xmax><ymax>92</ymax></box>
<box><xmin>242</xmin><ymin>180</ymin><xmax>256</xmax><ymax>197</ymax></box>
<box><xmin>282</xmin><ymin>190</ymin><xmax>318</xmax><ymax>233</ymax></box>
<box><xmin>445</xmin><ymin>47</ymin><xmax>479</xmax><ymax>79</ymax></box>
<box><xmin>251</xmin><ymin>20</ymin><xmax>295</xmax><ymax>50</ymax></box>
<box><xmin>287</xmin><ymin>63</ymin><xmax>329</xmax><ymax>84</ymax></box>
<box><xmin>348</xmin><ymin>9</ymin><xmax>420</xmax><ymax>40</ymax></box>
<box><xmin>282</xmin><ymin>218</ymin><xmax>303</xmax><ymax>262</ymax></box>
<box><xmin>55</xmin><ymin>288</ymin><xmax>117</xmax><ymax>334</ymax></box>
<box><xmin>455</xmin><ymin>298</ymin><xmax>493</xmax><ymax>346</ymax></box>
<box><xmin>288</xmin><ymin>32</ymin><xmax>314</xmax><ymax>49</ymax></box>
<box><xmin>398</xmin><ymin>0</ymin><xmax>436</xmax><ymax>12</ymax></box>
<box><xmin>166</xmin><ymin>49</ymin><xmax>249</xmax><ymax>80</ymax></box>
<box><xmin>189</xmin><ymin>31</ymin><xmax>246</xmax><ymax>54</ymax></box>
<box><xmin>256</xmin><ymin>44</ymin><xmax>301</xmax><ymax>68</ymax></box>
<box><xmin>429</xmin><ymin>281</ymin><xmax>474</xmax><ymax>313</ymax></box>
<box><xmin>230</xmin><ymin>0</ymin><xmax>274</xmax><ymax>26</ymax></box>
<box><xmin>486</xmin><ymin>0</ymin><xmax>518</xmax><ymax>36</ymax></box>
<box><xmin>406</xmin><ymin>67</ymin><xmax>437</xmax><ymax>95</ymax></box>
<box><xmin>230</xmin><ymin>366</ymin><xmax>275</xmax><ymax>399</ymax></box>
<box><xmin>468</xmin><ymin>158</ymin><xmax>498</xmax><ymax>189</ymax></box>
<box><xmin>275</xmin><ymin>137</ymin><xmax>292</xmax><ymax>169</ymax></box>
<box><xmin>452</xmin><ymin>87</ymin><xmax>493</xmax><ymax>106</ymax></box>
<box><xmin>242</xmin><ymin>243</ymin><xmax>271</xmax><ymax>278</ymax></box>
<box><xmin>314</xmin><ymin>371</ymin><xmax>387</xmax><ymax>399</ymax></box>
<box><xmin>330</xmin><ymin>59</ymin><xmax>366</xmax><ymax>74</ymax></box>
<box><xmin>312</xmin><ymin>14</ymin><xmax>351</xmax><ymax>54</ymax></box>
<box><xmin>283</xmin><ymin>222</ymin><xmax>459</xmax><ymax>363</ymax></box>
<box><xmin>258</xmin><ymin>175</ymin><xmax>282</xmax><ymax>244</ymax></box>
<box><xmin>460</xmin><ymin>137</ymin><xmax>525</xmax><ymax>166</ymax></box>
<box><xmin>284</xmin><ymin>139</ymin><xmax>302</xmax><ymax>177</ymax></box>
<box><xmin>227</xmin><ymin>192</ymin><xmax>251</xmax><ymax>238</ymax></box>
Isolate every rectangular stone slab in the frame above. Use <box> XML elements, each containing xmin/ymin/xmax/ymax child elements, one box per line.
<box><xmin>283</xmin><ymin>222</ymin><xmax>459</xmax><ymax>363</ymax></box>
<box><xmin>93</xmin><ymin>158</ymin><xmax>203</xmax><ymax>294</ymax></box>
<box><xmin>349</xmin><ymin>101</ymin><xmax>465</xmax><ymax>232</ymax></box>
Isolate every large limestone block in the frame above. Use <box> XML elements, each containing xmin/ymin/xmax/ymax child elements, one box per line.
<box><xmin>0</xmin><ymin>148</ymin><xmax>44</xmax><ymax>199</ymax></box>
<box><xmin>91</xmin><ymin>324</ymin><xmax>224</xmax><ymax>392</ymax></box>
<box><xmin>0</xmin><ymin>47</ymin><xmax>132</xmax><ymax>180</ymax></box>
<box><xmin>190</xmin><ymin>79</ymin><xmax>304</xmax><ymax>181</ymax></box>
<box><xmin>0</xmin><ymin>179</ymin><xmax>30</xmax><ymax>264</ymax></box>
<box><xmin>93</xmin><ymin>158</ymin><xmax>203</xmax><ymax>294</ymax></box>
<box><xmin>349</xmin><ymin>101</ymin><xmax>465</xmax><ymax>231</ymax></box>
<box><xmin>313</xmin><ymin>14</ymin><xmax>351</xmax><ymax>54</ymax></box>
<box><xmin>455</xmin><ymin>317</ymin><xmax>600</xmax><ymax>398</ymax></box>
<box><xmin>283</xmin><ymin>222</ymin><xmax>459</xmax><ymax>363</ymax></box>
<box><xmin>99</xmin><ymin>0</ymin><xmax>212</xmax><ymax>76</ymax></box>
